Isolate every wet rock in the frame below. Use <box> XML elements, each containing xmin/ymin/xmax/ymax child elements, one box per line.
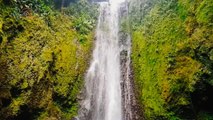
<box><xmin>119</xmin><ymin>2</ymin><xmax>144</xmax><ymax>119</ymax></box>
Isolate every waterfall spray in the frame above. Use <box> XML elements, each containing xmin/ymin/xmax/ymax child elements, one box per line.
<box><xmin>77</xmin><ymin>0</ymin><xmax>132</xmax><ymax>120</ymax></box>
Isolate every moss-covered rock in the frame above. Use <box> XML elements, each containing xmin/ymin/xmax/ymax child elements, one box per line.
<box><xmin>0</xmin><ymin>1</ymin><xmax>96</xmax><ymax>119</ymax></box>
<box><xmin>130</xmin><ymin>0</ymin><xmax>213</xmax><ymax>119</ymax></box>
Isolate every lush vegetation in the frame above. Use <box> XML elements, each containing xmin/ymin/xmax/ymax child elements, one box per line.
<box><xmin>1</xmin><ymin>0</ymin><xmax>212</xmax><ymax>119</ymax></box>
<box><xmin>130</xmin><ymin>0</ymin><xmax>213</xmax><ymax>119</ymax></box>
<box><xmin>0</xmin><ymin>0</ymin><xmax>98</xmax><ymax>119</ymax></box>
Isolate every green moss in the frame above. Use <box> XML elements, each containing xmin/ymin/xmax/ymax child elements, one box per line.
<box><xmin>0</xmin><ymin>17</ymin><xmax>2</xmax><ymax>32</ymax></box>
<box><xmin>196</xmin><ymin>0</ymin><xmax>213</xmax><ymax>24</ymax></box>
<box><xmin>130</xmin><ymin>0</ymin><xmax>213</xmax><ymax>119</ymax></box>
<box><xmin>0</xmin><ymin>1</ymin><xmax>96</xmax><ymax>119</ymax></box>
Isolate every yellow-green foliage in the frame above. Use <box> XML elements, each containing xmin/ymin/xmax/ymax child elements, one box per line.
<box><xmin>130</xmin><ymin>0</ymin><xmax>213</xmax><ymax>119</ymax></box>
<box><xmin>0</xmin><ymin>3</ymin><xmax>94</xmax><ymax>119</ymax></box>
<box><xmin>0</xmin><ymin>17</ymin><xmax>2</xmax><ymax>32</ymax></box>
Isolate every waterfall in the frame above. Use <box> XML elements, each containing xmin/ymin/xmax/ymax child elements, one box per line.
<box><xmin>77</xmin><ymin>0</ymin><xmax>137</xmax><ymax>120</ymax></box>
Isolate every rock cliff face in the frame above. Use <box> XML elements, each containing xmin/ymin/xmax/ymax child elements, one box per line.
<box><xmin>119</xmin><ymin>2</ymin><xmax>144</xmax><ymax>120</ymax></box>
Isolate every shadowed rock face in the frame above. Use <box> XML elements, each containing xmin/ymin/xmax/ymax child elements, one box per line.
<box><xmin>119</xmin><ymin>2</ymin><xmax>144</xmax><ymax>120</ymax></box>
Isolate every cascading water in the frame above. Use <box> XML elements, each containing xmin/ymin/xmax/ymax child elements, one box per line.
<box><xmin>77</xmin><ymin>0</ymin><xmax>140</xmax><ymax>120</ymax></box>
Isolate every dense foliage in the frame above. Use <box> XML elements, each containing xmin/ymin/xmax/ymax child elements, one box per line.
<box><xmin>2</xmin><ymin>0</ymin><xmax>52</xmax><ymax>17</ymax></box>
<box><xmin>1</xmin><ymin>0</ymin><xmax>212</xmax><ymax>119</ymax></box>
<box><xmin>130</xmin><ymin>0</ymin><xmax>213</xmax><ymax>119</ymax></box>
<box><xmin>0</xmin><ymin>0</ymin><xmax>97</xmax><ymax>119</ymax></box>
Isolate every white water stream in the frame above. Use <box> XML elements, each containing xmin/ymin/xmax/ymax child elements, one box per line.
<box><xmin>78</xmin><ymin>0</ymin><xmax>129</xmax><ymax>120</ymax></box>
